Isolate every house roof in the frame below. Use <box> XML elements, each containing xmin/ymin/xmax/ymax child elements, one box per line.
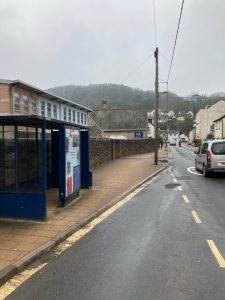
<box><xmin>90</xmin><ymin>109</ymin><xmax>148</xmax><ymax>131</ymax></box>
<box><xmin>88</xmin><ymin>115</ymin><xmax>103</xmax><ymax>138</ymax></box>
<box><xmin>214</xmin><ymin>114</ymin><xmax>225</xmax><ymax>123</ymax></box>
<box><xmin>0</xmin><ymin>79</ymin><xmax>92</xmax><ymax>113</ymax></box>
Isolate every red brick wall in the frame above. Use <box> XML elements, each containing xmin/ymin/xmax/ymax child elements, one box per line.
<box><xmin>0</xmin><ymin>84</ymin><xmax>11</xmax><ymax>115</ymax></box>
<box><xmin>12</xmin><ymin>86</ymin><xmax>40</xmax><ymax>115</ymax></box>
<box><xmin>0</xmin><ymin>84</ymin><xmax>40</xmax><ymax>116</ymax></box>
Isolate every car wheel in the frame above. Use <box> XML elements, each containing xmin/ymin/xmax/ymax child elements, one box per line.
<box><xmin>203</xmin><ymin>164</ymin><xmax>209</xmax><ymax>177</ymax></box>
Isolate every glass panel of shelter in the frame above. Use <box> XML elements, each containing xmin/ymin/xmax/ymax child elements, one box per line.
<box><xmin>0</xmin><ymin>125</ymin><xmax>42</xmax><ymax>193</ymax></box>
<box><xmin>0</xmin><ymin>126</ymin><xmax>15</xmax><ymax>191</ymax></box>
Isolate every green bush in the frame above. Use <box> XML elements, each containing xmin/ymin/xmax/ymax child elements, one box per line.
<box><xmin>206</xmin><ymin>133</ymin><xmax>214</xmax><ymax>140</ymax></box>
<box><xmin>193</xmin><ymin>138</ymin><xmax>202</xmax><ymax>147</ymax></box>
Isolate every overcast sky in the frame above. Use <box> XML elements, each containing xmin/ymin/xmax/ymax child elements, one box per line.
<box><xmin>0</xmin><ymin>0</ymin><xmax>225</xmax><ymax>96</ymax></box>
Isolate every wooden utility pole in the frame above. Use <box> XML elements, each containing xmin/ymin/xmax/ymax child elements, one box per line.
<box><xmin>154</xmin><ymin>47</ymin><xmax>159</xmax><ymax>165</ymax></box>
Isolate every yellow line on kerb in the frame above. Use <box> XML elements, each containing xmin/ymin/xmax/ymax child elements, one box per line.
<box><xmin>192</xmin><ymin>210</ymin><xmax>202</xmax><ymax>224</ymax></box>
<box><xmin>207</xmin><ymin>240</ymin><xmax>225</xmax><ymax>268</ymax></box>
<box><xmin>182</xmin><ymin>195</ymin><xmax>189</xmax><ymax>203</ymax></box>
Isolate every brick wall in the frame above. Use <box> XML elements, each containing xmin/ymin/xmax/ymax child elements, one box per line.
<box><xmin>12</xmin><ymin>86</ymin><xmax>40</xmax><ymax>115</ymax></box>
<box><xmin>90</xmin><ymin>139</ymin><xmax>154</xmax><ymax>169</ymax></box>
<box><xmin>0</xmin><ymin>84</ymin><xmax>40</xmax><ymax>116</ymax></box>
<box><xmin>0</xmin><ymin>84</ymin><xmax>11</xmax><ymax>115</ymax></box>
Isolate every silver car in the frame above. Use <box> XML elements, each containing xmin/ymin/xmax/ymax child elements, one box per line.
<box><xmin>195</xmin><ymin>140</ymin><xmax>225</xmax><ymax>177</ymax></box>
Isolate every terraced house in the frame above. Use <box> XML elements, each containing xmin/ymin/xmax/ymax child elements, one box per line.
<box><xmin>195</xmin><ymin>100</ymin><xmax>225</xmax><ymax>140</ymax></box>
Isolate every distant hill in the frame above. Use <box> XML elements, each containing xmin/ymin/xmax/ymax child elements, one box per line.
<box><xmin>47</xmin><ymin>84</ymin><xmax>225</xmax><ymax>114</ymax></box>
<box><xmin>47</xmin><ymin>84</ymin><xmax>185</xmax><ymax>113</ymax></box>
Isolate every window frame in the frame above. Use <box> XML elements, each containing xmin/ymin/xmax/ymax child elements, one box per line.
<box><xmin>72</xmin><ymin>110</ymin><xmax>76</xmax><ymax>123</ymax></box>
<box><xmin>63</xmin><ymin>107</ymin><xmax>67</xmax><ymax>121</ymax></box>
<box><xmin>23</xmin><ymin>95</ymin><xmax>29</xmax><ymax>113</ymax></box>
<box><xmin>68</xmin><ymin>108</ymin><xmax>72</xmax><ymax>122</ymax></box>
<box><xmin>201</xmin><ymin>143</ymin><xmax>208</xmax><ymax>154</ymax></box>
<box><xmin>13</xmin><ymin>90</ymin><xmax>20</xmax><ymax>112</ymax></box>
<box><xmin>53</xmin><ymin>104</ymin><xmax>58</xmax><ymax>119</ymax></box>
<box><xmin>47</xmin><ymin>102</ymin><xmax>52</xmax><ymax>118</ymax></box>
<box><xmin>77</xmin><ymin>111</ymin><xmax>80</xmax><ymax>123</ymax></box>
<box><xmin>40</xmin><ymin>100</ymin><xmax>46</xmax><ymax>116</ymax></box>
<box><xmin>84</xmin><ymin>113</ymin><xmax>87</xmax><ymax>125</ymax></box>
<box><xmin>32</xmin><ymin>97</ymin><xmax>37</xmax><ymax>115</ymax></box>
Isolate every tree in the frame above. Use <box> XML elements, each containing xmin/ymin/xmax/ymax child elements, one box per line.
<box><xmin>206</xmin><ymin>133</ymin><xmax>214</xmax><ymax>140</ymax></box>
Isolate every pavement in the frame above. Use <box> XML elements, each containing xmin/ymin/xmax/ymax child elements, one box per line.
<box><xmin>0</xmin><ymin>148</ymin><xmax>168</xmax><ymax>285</ymax></box>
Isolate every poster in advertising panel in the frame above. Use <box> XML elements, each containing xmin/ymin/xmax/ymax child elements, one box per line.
<box><xmin>65</xmin><ymin>127</ymin><xmax>80</xmax><ymax>197</ymax></box>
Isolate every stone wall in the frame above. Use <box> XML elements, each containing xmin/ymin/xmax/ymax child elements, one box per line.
<box><xmin>90</xmin><ymin>139</ymin><xmax>154</xmax><ymax>169</ymax></box>
<box><xmin>90</xmin><ymin>139</ymin><xmax>113</xmax><ymax>169</ymax></box>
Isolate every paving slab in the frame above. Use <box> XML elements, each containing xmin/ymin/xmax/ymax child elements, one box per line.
<box><xmin>0</xmin><ymin>149</ymin><xmax>168</xmax><ymax>284</ymax></box>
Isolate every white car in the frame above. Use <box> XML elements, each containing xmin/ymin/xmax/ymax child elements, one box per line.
<box><xmin>195</xmin><ymin>140</ymin><xmax>225</xmax><ymax>176</ymax></box>
<box><xmin>169</xmin><ymin>140</ymin><xmax>176</xmax><ymax>146</ymax></box>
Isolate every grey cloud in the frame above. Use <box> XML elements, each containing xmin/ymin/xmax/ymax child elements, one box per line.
<box><xmin>0</xmin><ymin>0</ymin><xmax>225</xmax><ymax>96</ymax></box>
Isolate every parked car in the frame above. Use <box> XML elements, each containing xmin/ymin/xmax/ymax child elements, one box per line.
<box><xmin>169</xmin><ymin>140</ymin><xmax>176</xmax><ymax>146</ymax></box>
<box><xmin>194</xmin><ymin>140</ymin><xmax>225</xmax><ymax>176</ymax></box>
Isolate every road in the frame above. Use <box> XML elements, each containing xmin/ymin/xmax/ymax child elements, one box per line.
<box><xmin>4</xmin><ymin>146</ymin><xmax>225</xmax><ymax>300</ymax></box>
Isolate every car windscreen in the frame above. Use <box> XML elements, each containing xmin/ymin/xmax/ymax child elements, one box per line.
<box><xmin>211</xmin><ymin>142</ymin><xmax>225</xmax><ymax>155</ymax></box>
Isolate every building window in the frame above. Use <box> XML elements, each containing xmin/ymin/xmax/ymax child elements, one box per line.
<box><xmin>81</xmin><ymin>113</ymin><xmax>84</xmax><ymax>124</ymax></box>
<box><xmin>41</xmin><ymin>100</ymin><xmax>45</xmax><ymax>116</ymax></box>
<box><xmin>63</xmin><ymin>107</ymin><xmax>67</xmax><ymax>121</ymax></box>
<box><xmin>23</xmin><ymin>95</ymin><xmax>29</xmax><ymax>113</ymax></box>
<box><xmin>53</xmin><ymin>104</ymin><xmax>57</xmax><ymax>119</ymax></box>
<box><xmin>84</xmin><ymin>113</ymin><xmax>87</xmax><ymax>125</ymax></box>
<box><xmin>77</xmin><ymin>111</ymin><xmax>80</xmax><ymax>123</ymax></box>
<box><xmin>32</xmin><ymin>97</ymin><xmax>37</xmax><ymax>114</ymax></box>
<box><xmin>13</xmin><ymin>91</ymin><xmax>20</xmax><ymax>112</ymax></box>
<box><xmin>47</xmin><ymin>103</ymin><xmax>52</xmax><ymax>118</ymax></box>
<box><xmin>72</xmin><ymin>110</ymin><xmax>76</xmax><ymax>123</ymax></box>
<box><xmin>68</xmin><ymin>109</ymin><xmax>71</xmax><ymax>122</ymax></box>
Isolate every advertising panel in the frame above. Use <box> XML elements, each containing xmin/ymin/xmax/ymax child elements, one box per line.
<box><xmin>65</xmin><ymin>127</ymin><xmax>80</xmax><ymax>197</ymax></box>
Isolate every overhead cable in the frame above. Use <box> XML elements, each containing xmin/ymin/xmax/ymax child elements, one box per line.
<box><xmin>121</xmin><ymin>53</ymin><xmax>154</xmax><ymax>84</ymax></box>
<box><xmin>167</xmin><ymin>0</ymin><xmax>185</xmax><ymax>83</ymax></box>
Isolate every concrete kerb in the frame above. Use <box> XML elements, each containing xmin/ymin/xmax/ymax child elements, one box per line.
<box><xmin>0</xmin><ymin>164</ymin><xmax>168</xmax><ymax>286</ymax></box>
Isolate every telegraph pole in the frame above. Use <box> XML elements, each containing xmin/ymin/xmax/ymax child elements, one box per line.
<box><xmin>154</xmin><ymin>47</ymin><xmax>159</xmax><ymax>165</ymax></box>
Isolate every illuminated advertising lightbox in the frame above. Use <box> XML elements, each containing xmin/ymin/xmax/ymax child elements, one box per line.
<box><xmin>65</xmin><ymin>127</ymin><xmax>80</xmax><ymax>197</ymax></box>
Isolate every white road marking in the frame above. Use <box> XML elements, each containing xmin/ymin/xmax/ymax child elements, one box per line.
<box><xmin>187</xmin><ymin>167</ymin><xmax>203</xmax><ymax>176</ymax></box>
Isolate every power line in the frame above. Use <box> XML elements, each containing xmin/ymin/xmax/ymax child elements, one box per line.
<box><xmin>121</xmin><ymin>53</ymin><xmax>154</xmax><ymax>84</ymax></box>
<box><xmin>167</xmin><ymin>0</ymin><xmax>185</xmax><ymax>83</ymax></box>
<box><xmin>152</xmin><ymin>0</ymin><xmax>158</xmax><ymax>47</ymax></box>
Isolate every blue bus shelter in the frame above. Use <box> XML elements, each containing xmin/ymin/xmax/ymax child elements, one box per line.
<box><xmin>0</xmin><ymin>115</ymin><xmax>92</xmax><ymax>221</ymax></box>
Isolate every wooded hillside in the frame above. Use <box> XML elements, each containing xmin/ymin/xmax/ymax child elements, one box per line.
<box><xmin>47</xmin><ymin>84</ymin><xmax>225</xmax><ymax>114</ymax></box>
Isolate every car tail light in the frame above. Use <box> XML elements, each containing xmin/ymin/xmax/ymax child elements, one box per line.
<box><xmin>207</xmin><ymin>150</ymin><xmax>211</xmax><ymax>163</ymax></box>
